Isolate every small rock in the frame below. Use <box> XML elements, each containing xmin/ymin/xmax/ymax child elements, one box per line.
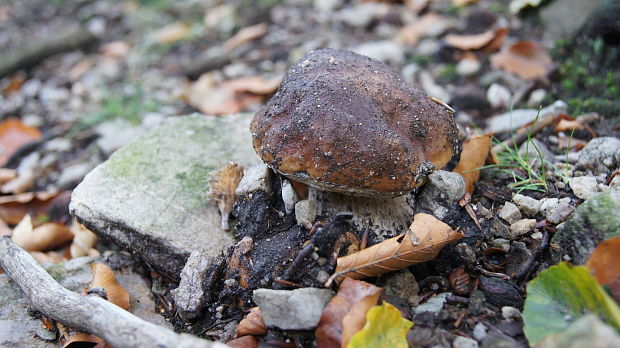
<box><xmin>295</xmin><ymin>200</ymin><xmax>317</xmax><ymax>226</ymax></box>
<box><xmin>336</xmin><ymin>3</ymin><xmax>388</xmax><ymax>28</ymax></box>
<box><xmin>401</xmin><ymin>63</ymin><xmax>421</xmax><ymax>84</ymax></box>
<box><xmin>473</xmin><ymin>323</ymin><xmax>488</xmax><ymax>341</ymax></box>
<box><xmin>512</xmin><ymin>194</ymin><xmax>542</xmax><ymax>217</ymax></box>
<box><xmin>576</xmin><ymin>137</ymin><xmax>620</xmax><ymax>175</ymax></box>
<box><xmin>485</xmin><ymin>100</ymin><xmax>567</xmax><ymax>134</ymax></box>
<box><xmin>546</xmin><ymin>203</ymin><xmax>575</xmax><ymax>224</ymax></box>
<box><xmin>253</xmin><ymin>288</ymin><xmax>334</xmax><ymax>330</ymax></box>
<box><xmin>490</xmin><ymin>218</ymin><xmax>512</xmax><ymax>240</ymax></box>
<box><xmin>95</xmin><ymin>118</ymin><xmax>144</xmax><ymax>155</ymax></box>
<box><xmin>501</xmin><ymin>306</ymin><xmax>522</xmax><ymax>321</ymax></box>
<box><xmin>551</xmin><ymin>188</ymin><xmax>620</xmax><ymax>264</ymax></box>
<box><xmin>171</xmin><ymin>251</ymin><xmax>211</xmax><ymax>320</ymax></box>
<box><xmin>453</xmin><ymin>336</ymin><xmax>479</xmax><ymax>348</ymax></box>
<box><xmin>490</xmin><ymin>238</ymin><xmax>511</xmax><ymax>253</ymax></box>
<box><xmin>281</xmin><ymin>180</ymin><xmax>299</xmax><ymax>214</ymax></box>
<box><xmin>417</xmin><ymin>170</ymin><xmax>466</xmax><ymax>220</ymax></box>
<box><xmin>486</xmin><ymin>83</ymin><xmax>512</xmax><ymax>108</ymax></box>
<box><xmin>378</xmin><ymin>269</ymin><xmax>419</xmax><ymax>300</ymax></box>
<box><xmin>479</xmin><ymin>276</ymin><xmax>522</xmax><ymax>308</ymax></box>
<box><xmin>455</xmin><ymin>242</ymin><xmax>477</xmax><ymax>264</ymax></box>
<box><xmin>506</xmin><ymin>241</ymin><xmax>533</xmax><ymax>278</ymax></box>
<box><xmin>527</xmin><ymin>88</ymin><xmax>547</xmax><ymax>107</ymax></box>
<box><xmin>419</xmin><ymin>71</ymin><xmax>451</xmax><ymax>103</ymax></box>
<box><xmin>539</xmin><ymin>197</ymin><xmax>559</xmax><ymax>215</ymax></box>
<box><xmin>314</xmin><ymin>0</ymin><xmax>342</xmax><ymax>12</ymax></box>
<box><xmin>499</xmin><ymin>202</ymin><xmax>522</xmax><ymax>224</ymax></box>
<box><xmin>569</xmin><ymin>176</ymin><xmax>600</xmax><ymax>200</ymax></box>
<box><xmin>530</xmin><ymin>231</ymin><xmax>543</xmax><ymax>240</ymax></box>
<box><xmin>57</xmin><ymin>162</ymin><xmax>97</xmax><ymax>189</ymax></box>
<box><xmin>518</xmin><ymin>139</ymin><xmax>555</xmax><ymax>167</ymax></box>
<box><xmin>352</xmin><ymin>40</ymin><xmax>405</xmax><ymax>66</ymax></box>
<box><xmin>413</xmin><ymin>292</ymin><xmax>451</xmax><ymax>314</ymax></box>
<box><xmin>236</xmin><ymin>163</ymin><xmax>272</xmax><ymax>195</ymax></box>
<box><xmin>536</xmin><ymin>314</ymin><xmax>620</xmax><ymax>348</ymax></box>
<box><xmin>456</xmin><ymin>57</ymin><xmax>481</xmax><ymax>77</ymax></box>
<box><xmin>509</xmin><ymin>219</ymin><xmax>537</xmax><ymax>238</ymax></box>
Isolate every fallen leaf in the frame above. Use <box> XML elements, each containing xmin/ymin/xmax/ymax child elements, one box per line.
<box><xmin>445</xmin><ymin>27</ymin><xmax>507</xmax><ymax>51</ymax></box>
<box><xmin>227</xmin><ymin>335</ymin><xmax>259</xmax><ymax>348</ymax></box>
<box><xmin>453</xmin><ymin>134</ymin><xmax>493</xmax><ymax>194</ymax></box>
<box><xmin>1</xmin><ymin>168</ymin><xmax>35</xmax><ymax>194</ymax></box>
<box><xmin>0</xmin><ymin>168</ymin><xmax>17</xmax><ymax>184</ymax></box>
<box><xmin>68</xmin><ymin>59</ymin><xmax>94</xmax><ymax>81</ymax></box>
<box><xmin>523</xmin><ymin>262</ymin><xmax>620</xmax><ymax>346</ymax></box>
<box><xmin>585</xmin><ymin>236</ymin><xmax>620</xmax><ymax>286</ymax></box>
<box><xmin>0</xmin><ymin>118</ymin><xmax>42</xmax><ymax>167</ymax></box>
<box><xmin>453</xmin><ymin>0</ymin><xmax>477</xmax><ymax>6</ymax></box>
<box><xmin>397</xmin><ymin>13</ymin><xmax>450</xmax><ymax>46</ymax></box>
<box><xmin>490</xmin><ymin>41</ymin><xmax>553</xmax><ymax>79</ymax></box>
<box><xmin>236</xmin><ymin>307</ymin><xmax>267</xmax><ymax>337</ymax></box>
<box><xmin>347</xmin><ymin>301</ymin><xmax>412</xmax><ymax>348</ymax></box>
<box><xmin>100</xmin><ymin>41</ymin><xmax>131</xmax><ymax>59</ymax></box>
<box><xmin>2</xmin><ymin>73</ymin><xmax>26</xmax><ymax>96</ymax></box>
<box><xmin>315</xmin><ymin>278</ymin><xmax>383</xmax><ymax>348</ymax></box>
<box><xmin>224</xmin><ymin>23</ymin><xmax>269</xmax><ymax>51</ymax></box>
<box><xmin>154</xmin><ymin>22</ymin><xmax>190</xmax><ymax>44</ymax></box>
<box><xmin>90</xmin><ymin>263</ymin><xmax>131</xmax><ymax>310</ymax></box>
<box><xmin>0</xmin><ymin>191</ymin><xmax>61</xmax><ymax>225</ymax></box>
<box><xmin>63</xmin><ymin>332</ymin><xmax>107</xmax><ymax>348</ymax></box>
<box><xmin>327</xmin><ymin>214</ymin><xmax>463</xmax><ymax>285</ymax></box>
<box><xmin>11</xmin><ymin>215</ymin><xmax>74</xmax><ymax>251</ymax></box>
<box><xmin>30</xmin><ymin>250</ymin><xmax>67</xmax><ymax>264</ymax></box>
<box><xmin>69</xmin><ymin>220</ymin><xmax>98</xmax><ymax>258</ymax></box>
<box><xmin>227</xmin><ymin>75</ymin><xmax>282</xmax><ymax>95</ymax></box>
<box><xmin>509</xmin><ymin>0</ymin><xmax>543</xmax><ymax>14</ymax></box>
<box><xmin>554</xmin><ymin>119</ymin><xmax>583</xmax><ymax>133</ymax></box>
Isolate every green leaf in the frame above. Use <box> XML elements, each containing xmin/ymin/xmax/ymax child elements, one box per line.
<box><xmin>523</xmin><ymin>262</ymin><xmax>620</xmax><ymax>345</ymax></box>
<box><xmin>347</xmin><ymin>301</ymin><xmax>413</xmax><ymax>348</ymax></box>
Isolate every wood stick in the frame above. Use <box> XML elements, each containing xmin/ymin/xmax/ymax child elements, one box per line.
<box><xmin>0</xmin><ymin>237</ymin><xmax>227</xmax><ymax>348</ymax></box>
<box><xmin>0</xmin><ymin>26</ymin><xmax>98</xmax><ymax>78</ymax></box>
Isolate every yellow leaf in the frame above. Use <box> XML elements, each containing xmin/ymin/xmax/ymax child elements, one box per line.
<box><xmin>347</xmin><ymin>302</ymin><xmax>413</xmax><ymax>348</ymax></box>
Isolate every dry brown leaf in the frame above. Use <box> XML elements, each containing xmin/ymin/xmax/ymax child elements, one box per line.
<box><xmin>227</xmin><ymin>75</ymin><xmax>282</xmax><ymax>95</ymax></box>
<box><xmin>490</xmin><ymin>41</ymin><xmax>553</xmax><ymax>79</ymax></box>
<box><xmin>445</xmin><ymin>28</ymin><xmax>504</xmax><ymax>51</ymax></box>
<box><xmin>397</xmin><ymin>13</ymin><xmax>449</xmax><ymax>46</ymax></box>
<box><xmin>554</xmin><ymin>119</ymin><xmax>583</xmax><ymax>132</ymax></box>
<box><xmin>585</xmin><ymin>236</ymin><xmax>620</xmax><ymax>286</ymax></box>
<box><xmin>100</xmin><ymin>41</ymin><xmax>131</xmax><ymax>59</ymax></box>
<box><xmin>237</xmin><ymin>307</ymin><xmax>267</xmax><ymax>337</ymax></box>
<box><xmin>0</xmin><ymin>118</ymin><xmax>42</xmax><ymax>167</ymax></box>
<box><xmin>90</xmin><ymin>263</ymin><xmax>131</xmax><ymax>310</ymax></box>
<box><xmin>30</xmin><ymin>250</ymin><xmax>68</xmax><ymax>264</ymax></box>
<box><xmin>453</xmin><ymin>0</ymin><xmax>477</xmax><ymax>5</ymax></box>
<box><xmin>184</xmin><ymin>73</ymin><xmax>263</xmax><ymax>115</ymax></box>
<box><xmin>3</xmin><ymin>73</ymin><xmax>26</xmax><ymax>96</ymax></box>
<box><xmin>69</xmin><ymin>220</ymin><xmax>98</xmax><ymax>258</ymax></box>
<box><xmin>481</xmin><ymin>27</ymin><xmax>509</xmax><ymax>53</ymax></box>
<box><xmin>154</xmin><ymin>22</ymin><xmax>190</xmax><ymax>44</ymax></box>
<box><xmin>1</xmin><ymin>169</ymin><xmax>35</xmax><ymax>194</ymax></box>
<box><xmin>12</xmin><ymin>215</ymin><xmax>74</xmax><ymax>251</ymax></box>
<box><xmin>327</xmin><ymin>214</ymin><xmax>463</xmax><ymax>285</ymax></box>
<box><xmin>0</xmin><ymin>191</ymin><xmax>60</xmax><ymax>225</ymax></box>
<box><xmin>224</xmin><ymin>23</ymin><xmax>269</xmax><ymax>51</ymax></box>
<box><xmin>63</xmin><ymin>332</ymin><xmax>107</xmax><ymax>348</ymax></box>
<box><xmin>453</xmin><ymin>134</ymin><xmax>493</xmax><ymax>194</ymax></box>
<box><xmin>68</xmin><ymin>59</ymin><xmax>94</xmax><ymax>81</ymax></box>
<box><xmin>0</xmin><ymin>168</ymin><xmax>17</xmax><ymax>184</ymax></box>
<box><xmin>316</xmin><ymin>277</ymin><xmax>382</xmax><ymax>348</ymax></box>
<box><xmin>0</xmin><ymin>218</ymin><xmax>11</xmax><ymax>236</ymax></box>
<box><xmin>227</xmin><ymin>335</ymin><xmax>259</xmax><ymax>348</ymax></box>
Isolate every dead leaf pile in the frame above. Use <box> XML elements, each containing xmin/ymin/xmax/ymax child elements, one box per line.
<box><xmin>445</xmin><ymin>27</ymin><xmax>508</xmax><ymax>52</ymax></box>
<box><xmin>0</xmin><ymin>118</ymin><xmax>42</xmax><ymax>167</ymax></box>
<box><xmin>490</xmin><ymin>41</ymin><xmax>554</xmax><ymax>79</ymax></box>
<box><xmin>327</xmin><ymin>213</ymin><xmax>463</xmax><ymax>286</ymax></box>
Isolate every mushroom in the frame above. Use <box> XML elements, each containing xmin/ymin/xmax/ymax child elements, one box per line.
<box><xmin>251</xmin><ymin>48</ymin><xmax>460</xmax><ymax>197</ymax></box>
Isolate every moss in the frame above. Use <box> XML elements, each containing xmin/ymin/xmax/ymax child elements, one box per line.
<box><xmin>437</xmin><ymin>64</ymin><xmax>459</xmax><ymax>84</ymax></box>
<box><xmin>46</xmin><ymin>263</ymin><xmax>68</xmax><ymax>283</ymax></box>
<box><xmin>553</xmin><ymin>38</ymin><xmax>620</xmax><ymax>117</ymax></box>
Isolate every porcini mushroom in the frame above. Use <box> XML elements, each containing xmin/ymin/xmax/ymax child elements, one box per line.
<box><xmin>251</xmin><ymin>48</ymin><xmax>460</xmax><ymax>197</ymax></box>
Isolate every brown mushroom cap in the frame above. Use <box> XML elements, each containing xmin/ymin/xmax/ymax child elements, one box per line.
<box><xmin>250</xmin><ymin>49</ymin><xmax>460</xmax><ymax>197</ymax></box>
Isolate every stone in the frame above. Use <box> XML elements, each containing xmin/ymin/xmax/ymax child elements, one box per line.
<box><xmin>281</xmin><ymin>180</ymin><xmax>299</xmax><ymax>214</ymax></box>
<box><xmin>539</xmin><ymin>197</ymin><xmax>559</xmax><ymax>215</ymax></box>
<box><xmin>453</xmin><ymin>336</ymin><xmax>479</xmax><ymax>348</ymax></box>
<box><xmin>413</xmin><ymin>292</ymin><xmax>451</xmax><ymax>314</ymax></box>
<box><xmin>336</xmin><ymin>3</ymin><xmax>388</xmax><ymax>28</ymax></box>
<box><xmin>352</xmin><ymin>40</ymin><xmax>405</xmax><ymax>66</ymax></box>
<box><xmin>95</xmin><ymin>118</ymin><xmax>144</xmax><ymax>155</ymax></box>
<box><xmin>576</xmin><ymin>137</ymin><xmax>620</xmax><ymax>175</ymax></box>
<box><xmin>455</xmin><ymin>242</ymin><xmax>477</xmax><ymax>264</ymax></box>
<box><xmin>295</xmin><ymin>200</ymin><xmax>317</xmax><ymax>226</ymax></box>
<box><xmin>378</xmin><ymin>269</ymin><xmax>419</xmax><ymax>300</ymax></box>
<box><xmin>518</xmin><ymin>139</ymin><xmax>555</xmax><ymax>167</ymax></box>
<box><xmin>314</xmin><ymin>0</ymin><xmax>342</xmax><ymax>12</ymax></box>
<box><xmin>252</xmin><ymin>288</ymin><xmax>334</xmax><ymax>330</ymax></box>
<box><xmin>485</xmin><ymin>100</ymin><xmax>567</xmax><ymax>134</ymax></box>
<box><xmin>236</xmin><ymin>163</ymin><xmax>272</xmax><ymax>195</ymax></box>
<box><xmin>70</xmin><ymin>114</ymin><xmax>260</xmax><ymax>280</ymax></box>
<box><xmin>569</xmin><ymin>176</ymin><xmax>600</xmax><ymax>200</ymax></box>
<box><xmin>499</xmin><ymin>202</ymin><xmax>521</xmax><ymax>224</ymax></box>
<box><xmin>419</xmin><ymin>70</ymin><xmax>451</xmax><ymax>103</ymax></box>
<box><xmin>551</xmin><ymin>188</ymin><xmax>620</xmax><ymax>264</ymax></box>
<box><xmin>171</xmin><ymin>251</ymin><xmax>211</xmax><ymax>320</ymax></box>
<box><xmin>506</xmin><ymin>241</ymin><xmax>533</xmax><ymax>278</ymax></box>
<box><xmin>527</xmin><ymin>89</ymin><xmax>547</xmax><ymax>107</ymax></box>
<box><xmin>473</xmin><ymin>323</ymin><xmax>488</xmax><ymax>341</ymax></box>
<box><xmin>456</xmin><ymin>57</ymin><xmax>481</xmax><ymax>77</ymax></box>
<box><xmin>0</xmin><ymin>254</ymin><xmax>170</xmax><ymax>347</ymax></box>
<box><xmin>537</xmin><ymin>314</ymin><xmax>620</xmax><ymax>348</ymax></box>
<box><xmin>546</xmin><ymin>203</ymin><xmax>575</xmax><ymax>225</ymax></box>
<box><xmin>501</xmin><ymin>306</ymin><xmax>522</xmax><ymax>321</ymax></box>
<box><xmin>512</xmin><ymin>194</ymin><xmax>542</xmax><ymax>217</ymax></box>
<box><xmin>540</xmin><ymin>0</ymin><xmax>603</xmax><ymax>42</ymax></box>
<box><xmin>417</xmin><ymin>170</ymin><xmax>466</xmax><ymax>220</ymax></box>
<box><xmin>509</xmin><ymin>219</ymin><xmax>536</xmax><ymax>239</ymax></box>
<box><xmin>486</xmin><ymin>83</ymin><xmax>511</xmax><ymax>108</ymax></box>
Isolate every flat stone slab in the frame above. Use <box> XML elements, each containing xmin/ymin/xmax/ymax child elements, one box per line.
<box><xmin>0</xmin><ymin>254</ymin><xmax>170</xmax><ymax>347</ymax></box>
<box><xmin>70</xmin><ymin>113</ymin><xmax>260</xmax><ymax>280</ymax></box>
